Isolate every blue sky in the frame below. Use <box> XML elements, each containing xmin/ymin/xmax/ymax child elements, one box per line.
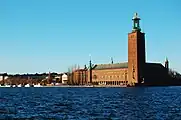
<box><xmin>0</xmin><ymin>0</ymin><xmax>180</xmax><ymax>74</ymax></box>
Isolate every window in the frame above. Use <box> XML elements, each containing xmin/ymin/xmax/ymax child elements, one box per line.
<box><xmin>93</xmin><ymin>75</ymin><xmax>97</xmax><ymax>79</ymax></box>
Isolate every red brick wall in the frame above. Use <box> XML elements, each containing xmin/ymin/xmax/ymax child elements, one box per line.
<box><xmin>89</xmin><ymin>68</ymin><xmax>128</xmax><ymax>85</ymax></box>
<box><xmin>73</xmin><ymin>69</ymin><xmax>88</xmax><ymax>85</ymax></box>
<box><xmin>128</xmin><ymin>31</ymin><xmax>145</xmax><ymax>85</ymax></box>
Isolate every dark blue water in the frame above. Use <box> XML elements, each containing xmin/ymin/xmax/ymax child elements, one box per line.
<box><xmin>0</xmin><ymin>87</ymin><xmax>181</xmax><ymax>120</ymax></box>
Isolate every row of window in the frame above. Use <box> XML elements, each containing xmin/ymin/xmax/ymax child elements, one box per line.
<box><xmin>93</xmin><ymin>74</ymin><xmax>128</xmax><ymax>80</ymax></box>
<box><xmin>94</xmin><ymin>81</ymin><xmax>128</xmax><ymax>85</ymax></box>
<box><xmin>94</xmin><ymin>71</ymin><xmax>127</xmax><ymax>75</ymax></box>
<box><xmin>99</xmin><ymin>81</ymin><xmax>128</xmax><ymax>84</ymax></box>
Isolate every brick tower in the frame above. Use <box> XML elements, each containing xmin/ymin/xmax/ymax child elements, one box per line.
<box><xmin>128</xmin><ymin>13</ymin><xmax>146</xmax><ymax>86</ymax></box>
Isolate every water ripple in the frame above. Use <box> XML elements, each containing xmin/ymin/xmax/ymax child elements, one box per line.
<box><xmin>0</xmin><ymin>87</ymin><xmax>181</xmax><ymax>119</ymax></box>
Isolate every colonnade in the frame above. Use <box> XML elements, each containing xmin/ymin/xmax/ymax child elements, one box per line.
<box><xmin>93</xmin><ymin>81</ymin><xmax>128</xmax><ymax>85</ymax></box>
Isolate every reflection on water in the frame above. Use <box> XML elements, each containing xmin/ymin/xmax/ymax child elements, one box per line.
<box><xmin>0</xmin><ymin>87</ymin><xmax>181</xmax><ymax>119</ymax></box>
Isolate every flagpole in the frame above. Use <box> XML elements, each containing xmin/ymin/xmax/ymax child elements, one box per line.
<box><xmin>89</xmin><ymin>54</ymin><xmax>92</xmax><ymax>84</ymax></box>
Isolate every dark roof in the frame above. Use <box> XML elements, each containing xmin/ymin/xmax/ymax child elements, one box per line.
<box><xmin>145</xmin><ymin>63</ymin><xmax>165</xmax><ymax>69</ymax></box>
<box><xmin>144</xmin><ymin>63</ymin><xmax>167</xmax><ymax>75</ymax></box>
<box><xmin>74</xmin><ymin>69</ymin><xmax>87</xmax><ymax>72</ymax></box>
<box><xmin>93</xmin><ymin>62</ymin><xmax>128</xmax><ymax>70</ymax></box>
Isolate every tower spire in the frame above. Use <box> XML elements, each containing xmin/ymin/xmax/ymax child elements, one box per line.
<box><xmin>89</xmin><ymin>54</ymin><xmax>92</xmax><ymax>84</ymax></box>
<box><xmin>165</xmin><ymin>57</ymin><xmax>169</xmax><ymax>73</ymax></box>
<box><xmin>166</xmin><ymin>57</ymin><xmax>168</xmax><ymax>62</ymax></box>
<box><xmin>111</xmin><ymin>57</ymin><xmax>113</xmax><ymax>64</ymax></box>
<box><xmin>165</xmin><ymin>57</ymin><xmax>169</xmax><ymax>67</ymax></box>
<box><xmin>128</xmin><ymin>13</ymin><xmax>145</xmax><ymax>86</ymax></box>
<box><xmin>132</xmin><ymin>12</ymin><xmax>141</xmax><ymax>32</ymax></box>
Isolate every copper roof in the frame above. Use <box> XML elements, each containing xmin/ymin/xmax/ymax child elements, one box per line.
<box><xmin>74</xmin><ymin>69</ymin><xmax>87</xmax><ymax>72</ymax></box>
<box><xmin>93</xmin><ymin>62</ymin><xmax>128</xmax><ymax>70</ymax></box>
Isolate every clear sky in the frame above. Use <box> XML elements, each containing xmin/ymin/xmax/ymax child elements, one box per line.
<box><xmin>0</xmin><ymin>0</ymin><xmax>181</xmax><ymax>74</ymax></box>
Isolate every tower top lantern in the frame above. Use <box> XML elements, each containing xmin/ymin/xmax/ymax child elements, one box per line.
<box><xmin>132</xmin><ymin>12</ymin><xmax>141</xmax><ymax>32</ymax></box>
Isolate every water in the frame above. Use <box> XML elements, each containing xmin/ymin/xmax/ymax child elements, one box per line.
<box><xmin>0</xmin><ymin>87</ymin><xmax>181</xmax><ymax>120</ymax></box>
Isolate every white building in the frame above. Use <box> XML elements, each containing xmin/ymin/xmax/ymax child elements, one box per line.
<box><xmin>62</xmin><ymin>73</ymin><xmax>68</xmax><ymax>84</ymax></box>
<box><xmin>0</xmin><ymin>76</ymin><xmax>8</xmax><ymax>81</ymax></box>
<box><xmin>0</xmin><ymin>76</ymin><xmax>3</xmax><ymax>81</ymax></box>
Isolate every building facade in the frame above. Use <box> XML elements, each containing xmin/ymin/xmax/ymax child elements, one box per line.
<box><xmin>87</xmin><ymin>13</ymin><xmax>169</xmax><ymax>86</ymax></box>
<box><xmin>86</xmin><ymin>13</ymin><xmax>145</xmax><ymax>86</ymax></box>
<box><xmin>69</xmin><ymin>13</ymin><xmax>170</xmax><ymax>86</ymax></box>
<box><xmin>62</xmin><ymin>73</ymin><xmax>68</xmax><ymax>84</ymax></box>
<box><xmin>72</xmin><ymin>68</ymin><xmax>88</xmax><ymax>85</ymax></box>
<box><xmin>128</xmin><ymin>13</ymin><xmax>146</xmax><ymax>85</ymax></box>
<box><xmin>89</xmin><ymin>63</ymin><xmax>128</xmax><ymax>85</ymax></box>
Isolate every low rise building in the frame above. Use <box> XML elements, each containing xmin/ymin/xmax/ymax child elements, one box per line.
<box><xmin>72</xmin><ymin>69</ymin><xmax>88</xmax><ymax>85</ymax></box>
<box><xmin>90</xmin><ymin>63</ymin><xmax>128</xmax><ymax>85</ymax></box>
<box><xmin>62</xmin><ymin>73</ymin><xmax>68</xmax><ymax>84</ymax></box>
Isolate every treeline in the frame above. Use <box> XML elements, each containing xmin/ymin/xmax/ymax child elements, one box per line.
<box><xmin>169</xmin><ymin>69</ymin><xmax>181</xmax><ymax>80</ymax></box>
<box><xmin>66</xmin><ymin>64</ymin><xmax>88</xmax><ymax>85</ymax></box>
<box><xmin>1</xmin><ymin>72</ymin><xmax>63</xmax><ymax>85</ymax></box>
<box><xmin>8</xmin><ymin>72</ymin><xmax>59</xmax><ymax>77</ymax></box>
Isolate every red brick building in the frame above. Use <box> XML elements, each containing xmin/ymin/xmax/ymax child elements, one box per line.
<box><xmin>72</xmin><ymin>68</ymin><xmax>88</xmax><ymax>85</ymax></box>
<box><xmin>70</xmin><ymin>13</ymin><xmax>170</xmax><ymax>86</ymax></box>
<box><xmin>86</xmin><ymin>13</ymin><xmax>170</xmax><ymax>86</ymax></box>
<box><xmin>87</xmin><ymin>63</ymin><xmax>128</xmax><ymax>86</ymax></box>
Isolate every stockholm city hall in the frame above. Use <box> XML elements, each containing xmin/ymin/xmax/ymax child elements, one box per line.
<box><xmin>71</xmin><ymin>13</ymin><xmax>173</xmax><ymax>87</ymax></box>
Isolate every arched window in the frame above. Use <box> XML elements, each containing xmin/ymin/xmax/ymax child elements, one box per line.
<box><xmin>93</xmin><ymin>75</ymin><xmax>97</xmax><ymax>79</ymax></box>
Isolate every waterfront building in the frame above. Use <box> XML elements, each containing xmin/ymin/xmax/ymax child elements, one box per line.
<box><xmin>54</xmin><ymin>75</ymin><xmax>61</xmax><ymax>83</ymax></box>
<box><xmin>0</xmin><ymin>73</ymin><xmax>8</xmax><ymax>85</ymax></box>
<box><xmin>68</xmin><ymin>13</ymin><xmax>178</xmax><ymax>86</ymax></box>
<box><xmin>88</xmin><ymin>63</ymin><xmax>128</xmax><ymax>86</ymax></box>
<box><xmin>72</xmin><ymin>66</ymin><xmax>88</xmax><ymax>85</ymax></box>
<box><xmin>62</xmin><ymin>73</ymin><xmax>68</xmax><ymax>84</ymax></box>
<box><xmin>86</xmin><ymin>13</ymin><xmax>170</xmax><ymax>86</ymax></box>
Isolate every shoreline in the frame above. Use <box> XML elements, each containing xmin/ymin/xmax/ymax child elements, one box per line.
<box><xmin>1</xmin><ymin>84</ymin><xmax>181</xmax><ymax>88</ymax></box>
